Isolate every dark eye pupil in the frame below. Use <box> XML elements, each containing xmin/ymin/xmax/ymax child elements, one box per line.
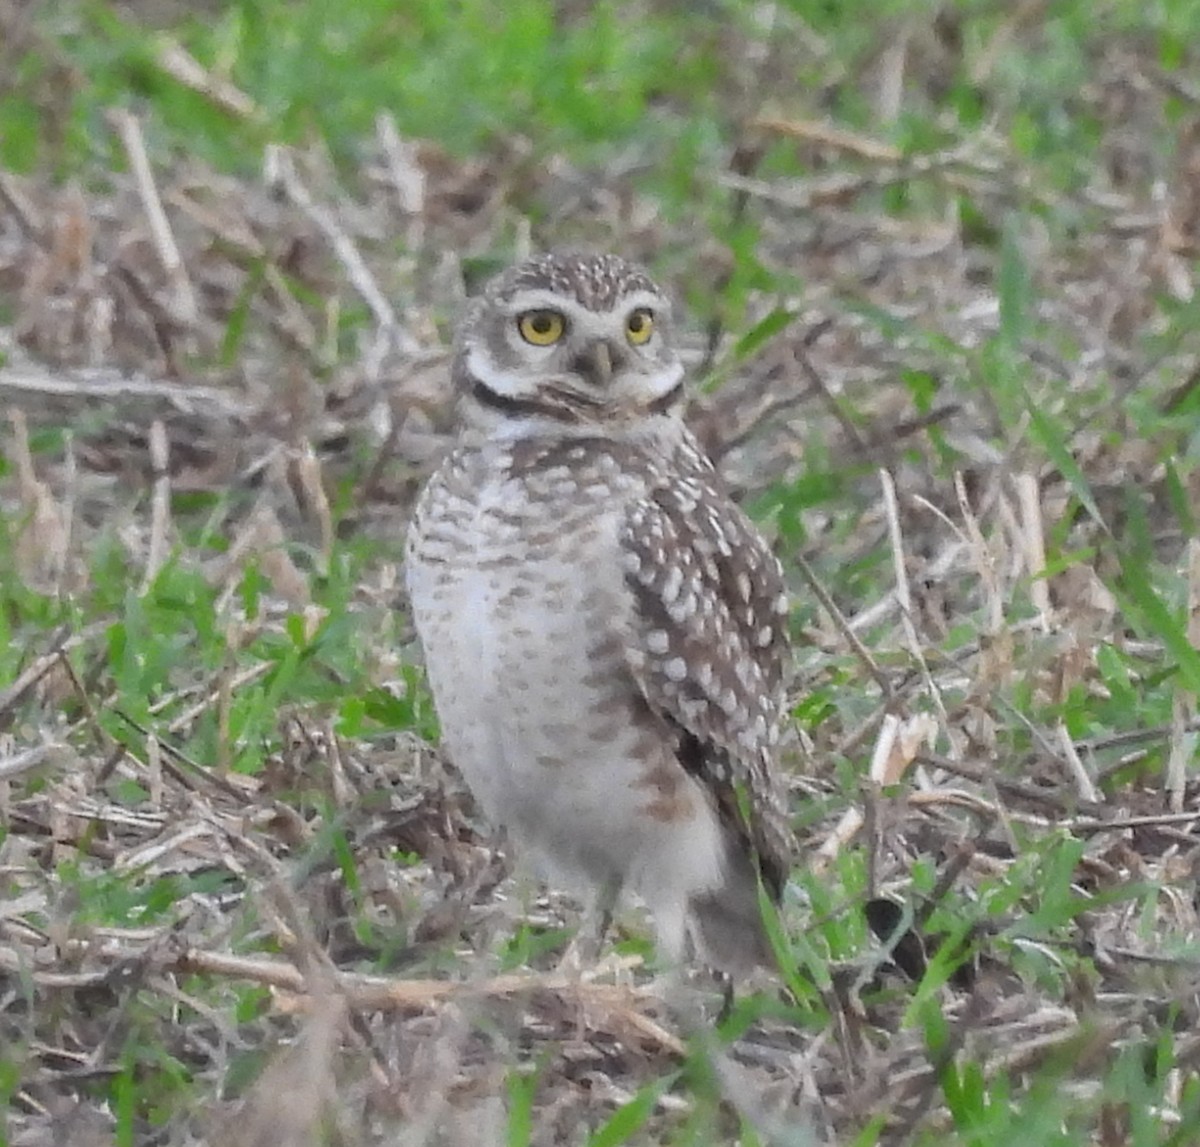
<box><xmin>630</xmin><ymin>314</ymin><xmax>645</xmax><ymax>331</ymax></box>
<box><xmin>531</xmin><ymin>314</ymin><xmax>553</xmax><ymax>333</ymax></box>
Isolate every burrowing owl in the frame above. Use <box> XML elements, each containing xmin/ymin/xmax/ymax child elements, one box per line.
<box><xmin>405</xmin><ymin>251</ymin><xmax>793</xmax><ymax>975</ymax></box>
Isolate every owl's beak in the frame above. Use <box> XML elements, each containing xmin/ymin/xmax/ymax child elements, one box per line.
<box><xmin>572</xmin><ymin>339</ymin><xmax>625</xmax><ymax>389</ymax></box>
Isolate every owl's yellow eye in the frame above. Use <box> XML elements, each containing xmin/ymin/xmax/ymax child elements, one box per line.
<box><xmin>517</xmin><ymin>310</ymin><xmax>566</xmax><ymax>346</ymax></box>
<box><xmin>626</xmin><ymin>308</ymin><xmax>654</xmax><ymax>345</ymax></box>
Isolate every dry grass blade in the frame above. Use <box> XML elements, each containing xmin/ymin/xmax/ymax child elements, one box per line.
<box><xmin>141</xmin><ymin>419</ymin><xmax>171</xmax><ymax>591</ymax></box>
<box><xmin>1167</xmin><ymin>538</ymin><xmax>1200</xmax><ymax>810</ymax></box>
<box><xmin>109</xmin><ymin>109</ymin><xmax>199</xmax><ymax>329</ymax></box>
<box><xmin>0</xmin><ymin>363</ymin><xmax>251</xmax><ymax>414</ymax></box>
<box><xmin>60</xmin><ymin>946</ymin><xmax>690</xmax><ymax>1058</ymax></box>
<box><xmin>880</xmin><ymin>467</ymin><xmax>952</xmax><ymax>741</ymax></box>
<box><xmin>8</xmin><ymin>406</ymin><xmax>69</xmax><ymax>591</ymax></box>
<box><xmin>152</xmin><ymin>35</ymin><xmax>264</xmax><ymax>121</ymax></box>
<box><xmin>0</xmin><ymin>742</ymin><xmax>70</xmax><ymax>782</ymax></box>
<box><xmin>793</xmin><ymin>547</ymin><xmax>893</xmax><ymax>698</ymax></box>
<box><xmin>750</xmin><ymin>116</ymin><xmax>903</xmax><ymax>162</ymax></box>
<box><xmin>266</xmin><ymin>145</ymin><xmax>414</xmax><ymax>358</ymax></box>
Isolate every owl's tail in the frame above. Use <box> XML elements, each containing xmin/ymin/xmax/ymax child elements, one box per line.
<box><xmin>686</xmin><ymin>846</ymin><xmax>779</xmax><ymax>978</ymax></box>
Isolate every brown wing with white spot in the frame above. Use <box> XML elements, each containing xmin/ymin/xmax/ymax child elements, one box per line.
<box><xmin>621</xmin><ymin>434</ymin><xmax>794</xmax><ymax>895</ymax></box>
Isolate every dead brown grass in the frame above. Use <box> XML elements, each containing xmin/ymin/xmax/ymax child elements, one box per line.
<box><xmin>3</xmin><ymin>17</ymin><xmax>1200</xmax><ymax>1146</ymax></box>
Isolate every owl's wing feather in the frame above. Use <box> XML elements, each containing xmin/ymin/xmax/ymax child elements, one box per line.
<box><xmin>620</xmin><ymin>435</ymin><xmax>793</xmax><ymax>895</ymax></box>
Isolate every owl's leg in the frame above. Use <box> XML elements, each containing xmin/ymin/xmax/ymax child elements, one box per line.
<box><xmin>556</xmin><ymin>875</ymin><xmax>621</xmax><ymax>972</ymax></box>
<box><xmin>715</xmin><ymin>970</ymin><xmax>737</xmax><ymax>1024</ymax></box>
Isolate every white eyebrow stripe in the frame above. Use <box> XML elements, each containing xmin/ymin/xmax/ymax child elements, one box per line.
<box><xmin>503</xmin><ymin>288</ymin><xmax>670</xmax><ymax>317</ymax></box>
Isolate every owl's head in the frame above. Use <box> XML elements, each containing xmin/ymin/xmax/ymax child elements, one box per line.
<box><xmin>454</xmin><ymin>251</ymin><xmax>684</xmax><ymax>430</ymax></box>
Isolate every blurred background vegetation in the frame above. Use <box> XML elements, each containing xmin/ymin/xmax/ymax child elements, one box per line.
<box><xmin>3</xmin><ymin>2</ymin><xmax>1200</xmax><ymax>1145</ymax></box>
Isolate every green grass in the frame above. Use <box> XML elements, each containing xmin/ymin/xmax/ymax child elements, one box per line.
<box><xmin>14</xmin><ymin>0</ymin><xmax>730</xmax><ymax>176</ymax></box>
<box><xmin>4</xmin><ymin>0</ymin><xmax>1200</xmax><ymax>1143</ymax></box>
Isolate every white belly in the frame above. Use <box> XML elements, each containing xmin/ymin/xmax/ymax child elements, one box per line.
<box><xmin>405</xmin><ymin>446</ymin><xmax>731</xmax><ymax>960</ymax></box>
<box><xmin>409</xmin><ymin>485</ymin><xmax>620</xmax><ymax>857</ymax></box>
